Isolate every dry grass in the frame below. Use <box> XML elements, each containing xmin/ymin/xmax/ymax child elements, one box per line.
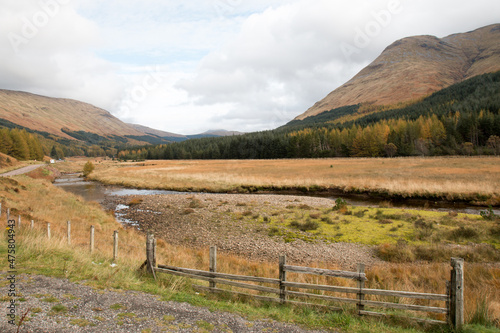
<box><xmin>86</xmin><ymin>157</ymin><xmax>500</xmax><ymax>203</ymax></box>
<box><xmin>1</xmin><ymin>175</ymin><xmax>499</xmax><ymax>327</ymax></box>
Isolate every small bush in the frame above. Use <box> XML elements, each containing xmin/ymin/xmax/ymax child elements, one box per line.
<box><xmin>82</xmin><ymin>161</ymin><xmax>95</xmax><ymax>177</ymax></box>
<box><xmin>181</xmin><ymin>208</ymin><xmax>195</xmax><ymax>215</ymax></box>
<box><xmin>353</xmin><ymin>210</ymin><xmax>367</xmax><ymax>218</ymax></box>
<box><xmin>128</xmin><ymin>197</ymin><xmax>143</xmax><ymax>206</ymax></box>
<box><xmin>377</xmin><ymin>241</ymin><xmax>415</xmax><ymax>262</ymax></box>
<box><xmin>289</xmin><ymin>219</ymin><xmax>320</xmax><ymax>231</ymax></box>
<box><xmin>480</xmin><ymin>206</ymin><xmax>497</xmax><ymax>220</ymax></box>
<box><xmin>189</xmin><ymin>198</ymin><xmax>204</xmax><ymax>208</ymax></box>
<box><xmin>321</xmin><ymin>216</ymin><xmax>333</xmax><ymax>224</ymax></box>
<box><xmin>448</xmin><ymin>226</ymin><xmax>479</xmax><ymax>241</ymax></box>
<box><xmin>332</xmin><ymin>198</ymin><xmax>347</xmax><ymax>211</ymax></box>
<box><xmin>268</xmin><ymin>226</ymin><xmax>280</xmax><ymax>236</ymax></box>
<box><xmin>414</xmin><ymin>218</ymin><xmax>434</xmax><ymax>229</ymax></box>
<box><xmin>49</xmin><ymin>304</ymin><xmax>67</xmax><ymax>315</ymax></box>
<box><xmin>241</xmin><ymin>210</ymin><xmax>253</xmax><ymax>217</ymax></box>
<box><xmin>309</xmin><ymin>212</ymin><xmax>321</xmax><ymax>219</ymax></box>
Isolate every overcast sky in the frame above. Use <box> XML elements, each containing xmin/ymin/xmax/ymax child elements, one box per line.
<box><xmin>1</xmin><ymin>0</ymin><xmax>499</xmax><ymax>134</ymax></box>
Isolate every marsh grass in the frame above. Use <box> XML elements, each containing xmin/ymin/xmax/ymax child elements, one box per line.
<box><xmin>1</xmin><ymin>175</ymin><xmax>499</xmax><ymax>331</ymax></box>
<box><xmin>83</xmin><ymin>157</ymin><xmax>500</xmax><ymax>203</ymax></box>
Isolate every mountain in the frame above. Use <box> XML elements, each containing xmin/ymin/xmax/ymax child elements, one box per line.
<box><xmin>200</xmin><ymin>130</ymin><xmax>245</xmax><ymax>137</ymax></box>
<box><xmin>127</xmin><ymin>123</ymin><xmax>184</xmax><ymax>140</ymax></box>
<box><xmin>296</xmin><ymin>24</ymin><xmax>500</xmax><ymax>120</ymax></box>
<box><xmin>129</xmin><ymin>124</ymin><xmax>245</xmax><ymax>142</ymax></box>
<box><xmin>0</xmin><ymin>89</ymin><xmax>144</xmax><ymax>139</ymax></box>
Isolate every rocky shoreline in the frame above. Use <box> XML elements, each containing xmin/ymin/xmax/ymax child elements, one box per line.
<box><xmin>103</xmin><ymin>193</ymin><xmax>381</xmax><ymax>269</ymax></box>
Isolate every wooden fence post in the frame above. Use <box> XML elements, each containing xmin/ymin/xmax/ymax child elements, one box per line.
<box><xmin>90</xmin><ymin>226</ymin><xmax>95</xmax><ymax>253</ymax></box>
<box><xmin>209</xmin><ymin>246</ymin><xmax>217</xmax><ymax>291</ymax></box>
<box><xmin>18</xmin><ymin>215</ymin><xmax>21</xmax><ymax>229</ymax></box>
<box><xmin>279</xmin><ymin>255</ymin><xmax>287</xmax><ymax>304</ymax></box>
<box><xmin>146</xmin><ymin>233</ymin><xmax>156</xmax><ymax>274</ymax></box>
<box><xmin>113</xmin><ymin>230</ymin><xmax>118</xmax><ymax>262</ymax></box>
<box><xmin>47</xmin><ymin>223</ymin><xmax>51</xmax><ymax>239</ymax></box>
<box><xmin>450</xmin><ymin>258</ymin><xmax>464</xmax><ymax>330</ymax></box>
<box><xmin>357</xmin><ymin>263</ymin><xmax>366</xmax><ymax>315</ymax></box>
<box><xmin>31</xmin><ymin>220</ymin><xmax>34</xmax><ymax>230</ymax></box>
<box><xmin>67</xmin><ymin>220</ymin><xmax>71</xmax><ymax>245</ymax></box>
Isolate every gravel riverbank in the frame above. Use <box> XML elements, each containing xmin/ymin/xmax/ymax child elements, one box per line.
<box><xmin>103</xmin><ymin>193</ymin><xmax>381</xmax><ymax>269</ymax></box>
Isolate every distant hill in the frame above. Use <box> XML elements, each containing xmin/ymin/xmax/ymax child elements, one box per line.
<box><xmin>0</xmin><ymin>90</ymin><xmax>144</xmax><ymax>140</ymax></box>
<box><xmin>0</xmin><ymin>90</ymin><xmax>175</xmax><ymax>154</ymax></box>
<box><xmin>296</xmin><ymin>24</ymin><xmax>500</xmax><ymax>120</ymax></box>
<box><xmin>129</xmin><ymin>124</ymin><xmax>245</xmax><ymax>142</ymax></box>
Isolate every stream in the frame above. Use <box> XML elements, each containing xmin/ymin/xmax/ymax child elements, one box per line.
<box><xmin>54</xmin><ymin>173</ymin><xmax>499</xmax><ymax>216</ymax></box>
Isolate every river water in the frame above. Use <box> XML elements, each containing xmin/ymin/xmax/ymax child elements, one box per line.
<box><xmin>54</xmin><ymin>173</ymin><xmax>498</xmax><ymax>216</ymax></box>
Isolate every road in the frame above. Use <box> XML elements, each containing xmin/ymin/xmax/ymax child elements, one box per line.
<box><xmin>0</xmin><ymin>164</ymin><xmax>44</xmax><ymax>177</ymax></box>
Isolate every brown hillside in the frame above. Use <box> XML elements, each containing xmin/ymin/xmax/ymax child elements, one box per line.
<box><xmin>296</xmin><ymin>24</ymin><xmax>500</xmax><ymax>120</ymax></box>
<box><xmin>0</xmin><ymin>90</ymin><xmax>144</xmax><ymax>139</ymax></box>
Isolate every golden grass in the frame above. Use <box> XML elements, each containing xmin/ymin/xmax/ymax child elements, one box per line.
<box><xmin>87</xmin><ymin>157</ymin><xmax>500</xmax><ymax>202</ymax></box>
<box><xmin>1</xmin><ymin>174</ymin><xmax>499</xmax><ymax>327</ymax></box>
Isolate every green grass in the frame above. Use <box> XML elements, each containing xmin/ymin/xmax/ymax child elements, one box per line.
<box><xmin>243</xmin><ymin>203</ymin><xmax>500</xmax><ymax>257</ymax></box>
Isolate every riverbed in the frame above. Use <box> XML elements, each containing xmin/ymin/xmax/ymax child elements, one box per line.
<box><xmin>54</xmin><ymin>173</ymin><xmax>499</xmax><ymax>216</ymax></box>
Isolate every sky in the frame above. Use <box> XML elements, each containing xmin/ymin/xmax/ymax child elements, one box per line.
<box><xmin>1</xmin><ymin>0</ymin><xmax>499</xmax><ymax>135</ymax></box>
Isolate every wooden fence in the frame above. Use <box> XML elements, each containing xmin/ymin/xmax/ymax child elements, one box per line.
<box><xmin>3</xmin><ymin>205</ymin><xmax>464</xmax><ymax>330</ymax></box>
<box><xmin>143</xmin><ymin>233</ymin><xmax>464</xmax><ymax>330</ymax></box>
<box><xmin>4</xmin><ymin>208</ymin><xmax>121</xmax><ymax>263</ymax></box>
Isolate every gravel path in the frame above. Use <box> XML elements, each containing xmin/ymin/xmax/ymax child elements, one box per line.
<box><xmin>103</xmin><ymin>193</ymin><xmax>380</xmax><ymax>269</ymax></box>
<box><xmin>0</xmin><ymin>164</ymin><xmax>44</xmax><ymax>177</ymax></box>
<box><xmin>0</xmin><ymin>273</ymin><xmax>334</xmax><ymax>333</ymax></box>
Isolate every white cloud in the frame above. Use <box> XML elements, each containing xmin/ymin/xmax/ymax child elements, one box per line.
<box><xmin>0</xmin><ymin>0</ymin><xmax>499</xmax><ymax>134</ymax></box>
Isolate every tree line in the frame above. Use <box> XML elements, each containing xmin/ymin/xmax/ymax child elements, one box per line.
<box><xmin>0</xmin><ymin>128</ymin><xmax>44</xmax><ymax>160</ymax></box>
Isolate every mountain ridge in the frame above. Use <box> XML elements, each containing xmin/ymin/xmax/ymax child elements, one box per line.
<box><xmin>0</xmin><ymin>89</ymin><xmax>144</xmax><ymax>140</ymax></box>
<box><xmin>296</xmin><ymin>23</ymin><xmax>500</xmax><ymax>120</ymax></box>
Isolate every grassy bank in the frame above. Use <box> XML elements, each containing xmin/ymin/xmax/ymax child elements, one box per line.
<box><xmin>1</xmin><ymin>171</ymin><xmax>499</xmax><ymax>332</ymax></box>
<box><xmin>84</xmin><ymin>157</ymin><xmax>500</xmax><ymax>204</ymax></box>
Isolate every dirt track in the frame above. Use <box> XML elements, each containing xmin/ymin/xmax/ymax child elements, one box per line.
<box><xmin>0</xmin><ymin>273</ymin><xmax>333</xmax><ymax>333</ymax></box>
<box><xmin>0</xmin><ymin>164</ymin><xmax>44</xmax><ymax>177</ymax></box>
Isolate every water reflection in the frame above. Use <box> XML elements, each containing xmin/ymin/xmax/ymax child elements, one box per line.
<box><xmin>54</xmin><ymin>173</ymin><xmax>188</xmax><ymax>203</ymax></box>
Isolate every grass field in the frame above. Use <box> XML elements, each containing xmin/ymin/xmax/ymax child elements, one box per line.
<box><xmin>86</xmin><ymin>157</ymin><xmax>500</xmax><ymax>204</ymax></box>
<box><xmin>1</xmin><ymin>167</ymin><xmax>499</xmax><ymax>332</ymax></box>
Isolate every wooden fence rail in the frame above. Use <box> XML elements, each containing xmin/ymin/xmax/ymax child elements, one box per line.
<box><xmin>144</xmin><ymin>233</ymin><xmax>464</xmax><ymax>329</ymax></box>
<box><xmin>4</xmin><ymin>207</ymin><xmax>120</xmax><ymax>262</ymax></box>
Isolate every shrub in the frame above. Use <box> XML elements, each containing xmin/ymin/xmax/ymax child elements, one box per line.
<box><xmin>448</xmin><ymin>226</ymin><xmax>479</xmax><ymax>241</ymax></box>
<box><xmin>309</xmin><ymin>212</ymin><xmax>321</xmax><ymax>219</ymax></box>
<box><xmin>181</xmin><ymin>208</ymin><xmax>195</xmax><ymax>215</ymax></box>
<box><xmin>321</xmin><ymin>216</ymin><xmax>333</xmax><ymax>224</ymax></box>
<box><xmin>353</xmin><ymin>210</ymin><xmax>367</xmax><ymax>218</ymax></box>
<box><xmin>377</xmin><ymin>241</ymin><xmax>415</xmax><ymax>262</ymax></box>
<box><xmin>480</xmin><ymin>206</ymin><xmax>497</xmax><ymax>220</ymax></box>
<box><xmin>189</xmin><ymin>198</ymin><xmax>204</xmax><ymax>208</ymax></box>
<box><xmin>289</xmin><ymin>219</ymin><xmax>320</xmax><ymax>232</ymax></box>
<box><xmin>128</xmin><ymin>197</ymin><xmax>143</xmax><ymax>206</ymax></box>
<box><xmin>332</xmin><ymin>198</ymin><xmax>347</xmax><ymax>211</ymax></box>
<box><xmin>82</xmin><ymin>161</ymin><xmax>95</xmax><ymax>177</ymax></box>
